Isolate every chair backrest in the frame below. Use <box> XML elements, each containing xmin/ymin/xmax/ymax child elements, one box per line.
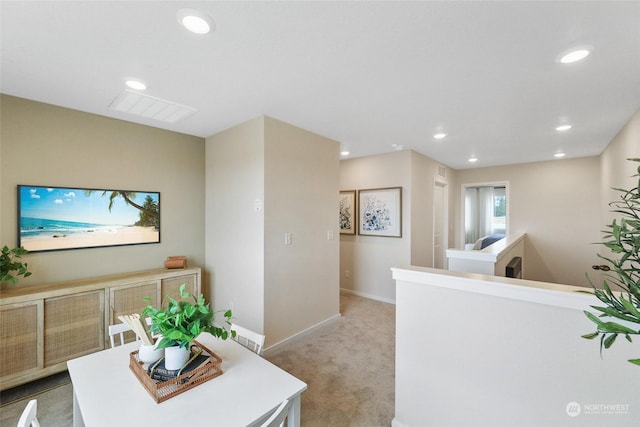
<box><xmin>108</xmin><ymin>322</ymin><xmax>138</xmax><ymax>348</ymax></box>
<box><xmin>231</xmin><ymin>323</ymin><xmax>265</xmax><ymax>355</ymax></box>
<box><xmin>17</xmin><ymin>399</ymin><xmax>40</xmax><ymax>427</ymax></box>
<box><xmin>260</xmin><ymin>399</ymin><xmax>291</xmax><ymax>427</ymax></box>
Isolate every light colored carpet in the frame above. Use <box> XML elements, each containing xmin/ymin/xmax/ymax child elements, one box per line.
<box><xmin>0</xmin><ymin>293</ymin><xmax>395</xmax><ymax>426</ymax></box>
<box><xmin>265</xmin><ymin>293</ymin><xmax>396</xmax><ymax>426</ymax></box>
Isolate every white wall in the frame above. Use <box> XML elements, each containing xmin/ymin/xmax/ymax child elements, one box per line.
<box><xmin>393</xmin><ymin>267</ymin><xmax>638</xmax><ymax>427</ymax></box>
<box><xmin>1</xmin><ymin>95</ymin><xmax>206</xmax><ymax>285</ymax></box>
<box><xmin>453</xmin><ymin>157</ymin><xmax>601</xmax><ymax>287</ymax></box>
<box><xmin>206</xmin><ymin>116</ymin><xmax>340</xmax><ymax>347</ymax></box>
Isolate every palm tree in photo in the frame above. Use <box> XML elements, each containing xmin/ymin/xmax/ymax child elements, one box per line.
<box><xmin>84</xmin><ymin>190</ymin><xmax>159</xmax><ymax>224</ymax></box>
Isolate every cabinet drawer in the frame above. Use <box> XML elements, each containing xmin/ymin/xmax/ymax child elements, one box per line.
<box><xmin>0</xmin><ymin>301</ymin><xmax>41</xmax><ymax>377</ymax></box>
<box><xmin>108</xmin><ymin>281</ymin><xmax>160</xmax><ymax>345</ymax></box>
<box><xmin>161</xmin><ymin>273</ymin><xmax>199</xmax><ymax>306</ymax></box>
<box><xmin>44</xmin><ymin>290</ymin><xmax>104</xmax><ymax>366</ymax></box>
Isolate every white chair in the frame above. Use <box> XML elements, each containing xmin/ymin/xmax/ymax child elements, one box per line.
<box><xmin>231</xmin><ymin>323</ymin><xmax>265</xmax><ymax>355</ymax></box>
<box><xmin>17</xmin><ymin>399</ymin><xmax>40</xmax><ymax>427</ymax></box>
<box><xmin>109</xmin><ymin>317</ymin><xmax>154</xmax><ymax>348</ymax></box>
<box><xmin>108</xmin><ymin>322</ymin><xmax>137</xmax><ymax>348</ymax></box>
<box><xmin>260</xmin><ymin>398</ymin><xmax>291</xmax><ymax>427</ymax></box>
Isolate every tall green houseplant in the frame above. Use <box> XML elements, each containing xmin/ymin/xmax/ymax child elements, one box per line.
<box><xmin>582</xmin><ymin>158</ymin><xmax>640</xmax><ymax>366</ymax></box>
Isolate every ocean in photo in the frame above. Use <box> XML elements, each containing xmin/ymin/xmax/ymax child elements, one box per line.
<box><xmin>20</xmin><ymin>217</ymin><xmax>127</xmax><ymax>239</ymax></box>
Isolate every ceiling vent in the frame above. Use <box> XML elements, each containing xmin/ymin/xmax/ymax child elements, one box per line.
<box><xmin>109</xmin><ymin>89</ymin><xmax>197</xmax><ymax>123</ymax></box>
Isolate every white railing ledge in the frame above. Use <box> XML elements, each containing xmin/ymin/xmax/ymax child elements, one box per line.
<box><xmin>391</xmin><ymin>265</ymin><xmax>596</xmax><ymax>311</ymax></box>
<box><xmin>445</xmin><ymin>232</ymin><xmax>526</xmax><ymax>263</ymax></box>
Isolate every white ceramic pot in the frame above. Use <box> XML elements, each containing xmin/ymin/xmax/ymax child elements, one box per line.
<box><xmin>138</xmin><ymin>341</ymin><xmax>164</xmax><ymax>364</ymax></box>
<box><xmin>164</xmin><ymin>345</ymin><xmax>190</xmax><ymax>370</ymax></box>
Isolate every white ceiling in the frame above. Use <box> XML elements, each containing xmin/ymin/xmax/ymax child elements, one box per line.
<box><xmin>1</xmin><ymin>1</ymin><xmax>639</xmax><ymax>169</ymax></box>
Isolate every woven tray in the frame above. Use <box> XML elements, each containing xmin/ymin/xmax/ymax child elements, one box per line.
<box><xmin>129</xmin><ymin>340</ymin><xmax>223</xmax><ymax>403</ymax></box>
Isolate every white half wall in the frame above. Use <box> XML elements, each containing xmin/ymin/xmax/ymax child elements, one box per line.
<box><xmin>393</xmin><ymin>266</ymin><xmax>638</xmax><ymax>427</ymax></box>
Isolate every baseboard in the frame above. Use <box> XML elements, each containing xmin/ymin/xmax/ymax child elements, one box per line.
<box><xmin>391</xmin><ymin>418</ymin><xmax>407</xmax><ymax>427</ymax></box>
<box><xmin>262</xmin><ymin>313</ymin><xmax>342</xmax><ymax>356</ymax></box>
<box><xmin>262</xmin><ymin>291</ymin><xmax>395</xmax><ymax>355</ymax></box>
<box><xmin>340</xmin><ymin>287</ymin><xmax>396</xmax><ymax>305</ymax></box>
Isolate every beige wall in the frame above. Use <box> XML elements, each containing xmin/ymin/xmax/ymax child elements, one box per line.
<box><xmin>205</xmin><ymin>117</ymin><xmax>265</xmax><ymax>331</ymax></box>
<box><xmin>453</xmin><ymin>157</ymin><xmax>602</xmax><ymax>287</ymax></box>
<box><xmin>600</xmin><ymin>109</ymin><xmax>640</xmax><ymax>226</ymax></box>
<box><xmin>5</xmin><ymin>92</ymin><xmax>635</xmax><ymax>331</ymax></box>
<box><xmin>596</xmin><ymin>109</ymin><xmax>640</xmax><ymax>288</ymax></box>
<box><xmin>339</xmin><ymin>151</ymin><xmax>412</xmax><ymax>302</ymax></box>
<box><xmin>339</xmin><ymin>150</ymin><xmax>448</xmax><ymax>302</ymax></box>
<box><xmin>206</xmin><ymin>116</ymin><xmax>340</xmax><ymax>347</ymax></box>
<box><xmin>410</xmin><ymin>152</ymin><xmax>452</xmax><ymax>267</ymax></box>
<box><xmin>263</xmin><ymin>116</ymin><xmax>340</xmax><ymax>346</ymax></box>
<box><xmin>0</xmin><ymin>95</ymin><xmax>205</xmax><ymax>286</ymax></box>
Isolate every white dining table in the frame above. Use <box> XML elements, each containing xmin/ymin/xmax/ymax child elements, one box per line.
<box><xmin>67</xmin><ymin>333</ymin><xmax>307</xmax><ymax>427</ymax></box>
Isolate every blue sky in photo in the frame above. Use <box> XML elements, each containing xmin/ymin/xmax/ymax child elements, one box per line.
<box><xmin>19</xmin><ymin>186</ymin><xmax>159</xmax><ymax>226</ymax></box>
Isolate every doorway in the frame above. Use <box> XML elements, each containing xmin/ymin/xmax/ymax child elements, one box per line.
<box><xmin>433</xmin><ymin>177</ymin><xmax>448</xmax><ymax>269</ymax></box>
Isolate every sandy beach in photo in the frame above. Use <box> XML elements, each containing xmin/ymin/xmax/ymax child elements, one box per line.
<box><xmin>21</xmin><ymin>226</ymin><xmax>159</xmax><ymax>251</ymax></box>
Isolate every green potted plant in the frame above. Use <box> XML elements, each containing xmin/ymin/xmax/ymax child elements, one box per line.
<box><xmin>142</xmin><ymin>283</ymin><xmax>234</xmax><ymax>370</ymax></box>
<box><xmin>581</xmin><ymin>158</ymin><xmax>640</xmax><ymax>366</ymax></box>
<box><xmin>0</xmin><ymin>245</ymin><xmax>32</xmax><ymax>286</ymax></box>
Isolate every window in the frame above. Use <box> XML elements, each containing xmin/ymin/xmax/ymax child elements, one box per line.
<box><xmin>464</xmin><ymin>183</ymin><xmax>508</xmax><ymax>245</ymax></box>
<box><xmin>492</xmin><ymin>187</ymin><xmax>506</xmax><ymax>234</ymax></box>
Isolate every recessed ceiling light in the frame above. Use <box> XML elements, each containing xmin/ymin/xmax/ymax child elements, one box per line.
<box><xmin>554</xmin><ymin>152</ymin><xmax>566</xmax><ymax>158</ymax></box>
<box><xmin>340</xmin><ymin>151</ymin><xmax>350</xmax><ymax>156</ymax></box>
<box><xmin>433</xmin><ymin>133</ymin><xmax>447</xmax><ymax>140</ymax></box>
<box><xmin>125</xmin><ymin>79</ymin><xmax>147</xmax><ymax>91</ymax></box>
<box><xmin>177</xmin><ymin>8</ymin><xmax>215</xmax><ymax>34</ymax></box>
<box><xmin>557</xmin><ymin>47</ymin><xmax>591</xmax><ymax>64</ymax></box>
<box><xmin>468</xmin><ymin>157</ymin><xmax>478</xmax><ymax>163</ymax></box>
<box><xmin>392</xmin><ymin>144</ymin><xmax>404</xmax><ymax>151</ymax></box>
<box><xmin>556</xmin><ymin>124</ymin><xmax>572</xmax><ymax>132</ymax></box>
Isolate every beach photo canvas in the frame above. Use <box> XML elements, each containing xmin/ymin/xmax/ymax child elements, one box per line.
<box><xmin>18</xmin><ymin>185</ymin><xmax>160</xmax><ymax>252</ymax></box>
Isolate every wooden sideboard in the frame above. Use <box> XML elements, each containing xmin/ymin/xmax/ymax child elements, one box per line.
<box><xmin>0</xmin><ymin>267</ymin><xmax>201</xmax><ymax>390</ymax></box>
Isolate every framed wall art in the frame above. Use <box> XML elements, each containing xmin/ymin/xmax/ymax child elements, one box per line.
<box><xmin>18</xmin><ymin>185</ymin><xmax>160</xmax><ymax>252</ymax></box>
<box><xmin>339</xmin><ymin>190</ymin><xmax>357</xmax><ymax>235</ymax></box>
<box><xmin>358</xmin><ymin>187</ymin><xmax>402</xmax><ymax>237</ymax></box>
